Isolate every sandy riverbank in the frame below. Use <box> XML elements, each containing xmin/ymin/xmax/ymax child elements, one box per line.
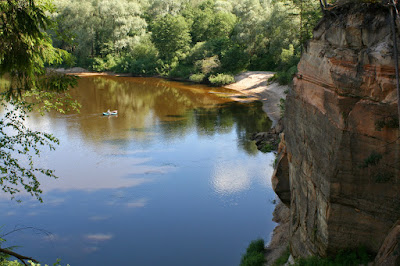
<box><xmin>53</xmin><ymin>67</ymin><xmax>121</xmax><ymax>77</ymax></box>
<box><xmin>225</xmin><ymin>71</ymin><xmax>288</xmax><ymax>126</ymax></box>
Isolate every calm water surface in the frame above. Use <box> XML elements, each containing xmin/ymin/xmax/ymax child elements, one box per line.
<box><xmin>2</xmin><ymin>76</ymin><xmax>277</xmax><ymax>266</ymax></box>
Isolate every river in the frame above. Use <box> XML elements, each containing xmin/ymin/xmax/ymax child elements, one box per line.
<box><xmin>1</xmin><ymin>76</ymin><xmax>277</xmax><ymax>266</ymax></box>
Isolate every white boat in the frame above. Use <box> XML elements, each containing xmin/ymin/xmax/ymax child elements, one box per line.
<box><xmin>103</xmin><ymin>110</ymin><xmax>118</xmax><ymax>116</ymax></box>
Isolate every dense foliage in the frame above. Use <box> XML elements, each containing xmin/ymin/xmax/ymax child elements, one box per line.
<box><xmin>50</xmin><ymin>0</ymin><xmax>322</xmax><ymax>85</ymax></box>
<box><xmin>0</xmin><ymin>0</ymin><xmax>78</xmax><ymax>203</ymax></box>
<box><xmin>240</xmin><ymin>238</ymin><xmax>266</xmax><ymax>266</ymax></box>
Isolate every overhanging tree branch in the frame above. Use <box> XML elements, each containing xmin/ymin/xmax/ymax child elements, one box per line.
<box><xmin>0</xmin><ymin>247</ymin><xmax>38</xmax><ymax>265</ymax></box>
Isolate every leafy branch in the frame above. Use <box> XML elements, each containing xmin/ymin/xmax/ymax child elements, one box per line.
<box><xmin>0</xmin><ymin>99</ymin><xmax>59</xmax><ymax>202</ymax></box>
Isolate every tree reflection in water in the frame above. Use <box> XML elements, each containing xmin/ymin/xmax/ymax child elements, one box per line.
<box><xmin>59</xmin><ymin>75</ymin><xmax>271</xmax><ymax>154</ymax></box>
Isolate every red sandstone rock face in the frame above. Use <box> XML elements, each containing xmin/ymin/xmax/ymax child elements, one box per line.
<box><xmin>274</xmin><ymin>4</ymin><xmax>400</xmax><ymax>258</ymax></box>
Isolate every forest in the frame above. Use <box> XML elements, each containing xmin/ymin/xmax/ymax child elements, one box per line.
<box><xmin>50</xmin><ymin>0</ymin><xmax>321</xmax><ymax>85</ymax></box>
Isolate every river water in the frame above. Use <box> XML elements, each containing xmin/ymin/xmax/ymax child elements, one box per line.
<box><xmin>1</xmin><ymin>76</ymin><xmax>277</xmax><ymax>266</ymax></box>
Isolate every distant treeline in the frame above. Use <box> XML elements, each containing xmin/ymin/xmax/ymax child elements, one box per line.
<box><xmin>50</xmin><ymin>0</ymin><xmax>321</xmax><ymax>84</ymax></box>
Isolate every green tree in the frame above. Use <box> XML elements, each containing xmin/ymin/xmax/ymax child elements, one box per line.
<box><xmin>0</xmin><ymin>0</ymin><xmax>78</xmax><ymax>202</ymax></box>
<box><xmin>151</xmin><ymin>14</ymin><xmax>191</xmax><ymax>62</ymax></box>
<box><xmin>188</xmin><ymin>0</ymin><xmax>215</xmax><ymax>43</ymax></box>
<box><xmin>52</xmin><ymin>0</ymin><xmax>149</xmax><ymax>66</ymax></box>
<box><xmin>207</xmin><ymin>11</ymin><xmax>237</xmax><ymax>40</ymax></box>
<box><xmin>146</xmin><ymin>0</ymin><xmax>184</xmax><ymax>18</ymax></box>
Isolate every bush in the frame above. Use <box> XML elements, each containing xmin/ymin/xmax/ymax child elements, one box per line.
<box><xmin>168</xmin><ymin>64</ymin><xmax>195</xmax><ymax>79</ymax></box>
<box><xmin>128</xmin><ymin>58</ymin><xmax>159</xmax><ymax>75</ymax></box>
<box><xmin>241</xmin><ymin>253</ymin><xmax>265</xmax><ymax>266</ymax></box>
<box><xmin>220</xmin><ymin>43</ymin><xmax>249</xmax><ymax>73</ymax></box>
<box><xmin>91</xmin><ymin>57</ymin><xmax>107</xmax><ymax>72</ymax></box>
<box><xmin>189</xmin><ymin>73</ymin><xmax>206</xmax><ymax>83</ymax></box>
<box><xmin>91</xmin><ymin>54</ymin><xmax>119</xmax><ymax>72</ymax></box>
<box><xmin>240</xmin><ymin>239</ymin><xmax>266</xmax><ymax>266</ymax></box>
<box><xmin>208</xmin><ymin>73</ymin><xmax>235</xmax><ymax>86</ymax></box>
<box><xmin>271</xmin><ymin>65</ymin><xmax>297</xmax><ymax>85</ymax></box>
<box><xmin>195</xmin><ymin>55</ymin><xmax>221</xmax><ymax>75</ymax></box>
<box><xmin>111</xmin><ymin>38</ymin><xmax>160</xmax><ymax>75</ymax></box>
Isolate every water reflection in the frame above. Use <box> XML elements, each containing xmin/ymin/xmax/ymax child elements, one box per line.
<box><xmin>1</xmin><ymin>75</ymin><xmax>272</xmax><ymax>195</ymax></box>
<box><xmin>57</xmin><ymin>76</ymin><xmax>272</xmax><ymax>155</ymax></box>
<box><xmin>0</xmin><ymin>76</ymin><xmax>276</xmax><ymax>266</ymax></box>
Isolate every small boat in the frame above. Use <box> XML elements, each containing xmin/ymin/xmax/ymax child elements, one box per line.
<box><xmin>103</xmin><ymin>110</ymin><xmax>118</xmax><ymax>116</ymax></box>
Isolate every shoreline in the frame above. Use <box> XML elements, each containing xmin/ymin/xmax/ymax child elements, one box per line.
<box><xmin>55</xmin><ymin>68</ymin><xmax>288</xmax><ymax>125</ymax></box>
<box><xmin>224</xmin><ymin>71</ymin><xmax>288</xmax><ymax>126</ymax></box>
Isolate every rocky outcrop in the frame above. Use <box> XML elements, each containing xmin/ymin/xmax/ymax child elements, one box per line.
<box><xmin>251</xmin><ymin>119</ymin><xmax>284</xmax><ymax>152</ymax></box>
<box><xmin>271</xmin><ymin>133</ymin><xmax>291</xmax><ymax>207</ymax></box>
<box><xmin>375</xmin><ymin>220</ymin><xmax>400</xmax><ymax>265</ymax></box>
<box><xmin>274</xmin><ymin>3</ymin><xmax>400</xmax><ymax>258</ymax></box>
<box><xmin>264</xmin><ymin>201</ymin><xmax>290</xmax><ymax>265</ymax></box>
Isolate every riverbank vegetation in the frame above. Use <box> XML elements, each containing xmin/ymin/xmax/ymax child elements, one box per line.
<box><xmin>50</xmin><ymin>0</ymin><xmax>321</xmax><ymax>85</ymax></box>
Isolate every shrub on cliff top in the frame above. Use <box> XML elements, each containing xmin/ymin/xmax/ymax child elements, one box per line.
<box><xmin>240</xmin><ymin>238</ymin><xmax>266</xmax><ymax>266</ymax></box>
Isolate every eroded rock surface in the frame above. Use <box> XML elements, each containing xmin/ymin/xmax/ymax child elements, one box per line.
<box><xmin>375</xmin><ymin>220</ymin><xmax>400</xmax><ymax>266</ymax></box>
<box><xmin>275</xmin><ymin>3</ymin><xmax>400</xmax><ymax>258</ymax></box>
<box><xmin>264</xmin><ymin>201</ymin><xmax>290</xmax><ymax>265</ymax></box>
<box><xmin>272</xmin><ymin>133</ymin><xmax>291</xmax><ymax>207</ymax></box>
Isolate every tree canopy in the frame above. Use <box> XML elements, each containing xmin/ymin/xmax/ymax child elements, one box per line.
<box><xmin>50</xmin><ymin>0</ymin><xmax>322</xmax><ymax>85</ymax></box>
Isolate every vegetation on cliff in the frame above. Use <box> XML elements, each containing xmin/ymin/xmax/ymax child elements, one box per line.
<box><xmin>240</xmin><ymin>238</ymin><xmax>266</xmax><ymax>266</ymax></box>
<box><xmin>50</xmin><ymin>0</ymin><xmax>322</xmax><ymax>84</ymax></box>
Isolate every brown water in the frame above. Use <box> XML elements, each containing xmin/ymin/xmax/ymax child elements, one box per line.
<box><xmin>1</xmin><ymin>76</ymin><xmax>277</xmax><ymax>266</ymax></box>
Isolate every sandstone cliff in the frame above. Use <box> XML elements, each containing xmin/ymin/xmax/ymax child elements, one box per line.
<box><xmin>273</xmin><ymin>3</ymin><xmax>400</xmax><ymax>259</ymax></box>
